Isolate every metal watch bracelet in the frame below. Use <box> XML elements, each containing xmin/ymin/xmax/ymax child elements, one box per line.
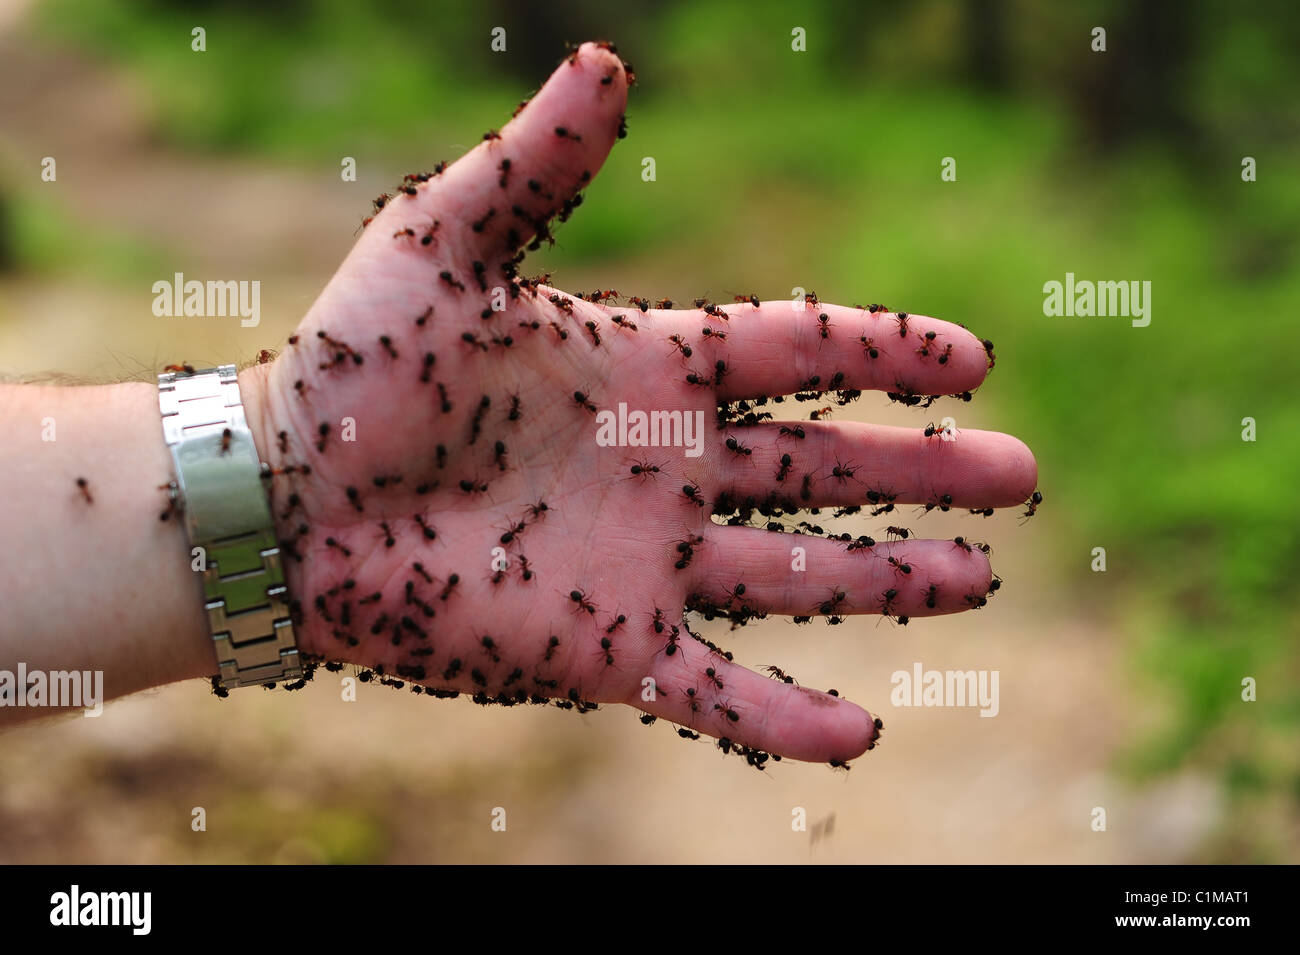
<box><xmin>158</xmin><ymin>365</ymin><xmax>301</xmax><ymax>689</ymax></box>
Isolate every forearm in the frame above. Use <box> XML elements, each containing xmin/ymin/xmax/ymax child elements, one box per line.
<box><xmin>0</xmin><ymin>370</ymin><xmax>272</xmax><ymax>725</ymax></box>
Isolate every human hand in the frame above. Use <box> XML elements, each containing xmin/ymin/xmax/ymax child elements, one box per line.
<box><xmin>239</xmin><ymin>42</ymin><xmax>1037</xmax><ymax>766</ymax></box>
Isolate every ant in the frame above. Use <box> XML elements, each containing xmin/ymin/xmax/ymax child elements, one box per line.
<box><xmin>922</xmin><ymin>583</ymin><xmax>939</xmax><ymax>609</ymax></box>
<box><xmin>881</xmin><ymin>553</ymin><xmax>912</xmax><ymax>575</ymax></box>
<box><xmin>705</xmin><ymin>667</ymin><xmax>725</xmax><ymax>690</ymax></box>
<box><xmin>627</xmin><ymin>296</ymin><xmax>651</xmax><ymax>312</ymax></box>
<box><xmin>157</xmin><ymin>481</ymin><xmax>182</xmax><ymax>521</ymax></box>
<box><xmin>830</xmin><ymin>458</ymin><xmax>859</xmax><ymax>483</ymax></box>
<box><xmin>219</xmin><ymin>428</ymin><xmax>233</xmax><ymax>455</ymax></box>
<box><xmin>779</xmin><ymin>424</ymin><xmax>806</xmax><ymax>440</ymax></box>
<box><xmin>713</xmin><ymin>701</ymin><xmax>740</xmax><ymax>723</ymax></box>
<box><xmin>573</xmin><ymin>390</ymin><xmax>597</xmax><ymax>413</ymax></box>
<box><xmin>702</xmin><ymin>303</ymin><xmax>729</xmax><ymax>320</ymax></box>
<box><xmin>893</xmin><ymin>312</ymin><xmax>910</xmax><ymax>338</ymax></box>
<box><xmin>724</xmin><ymin>436</ymin><xmax>753</xmax><ymax>457</ymax></box>
<box><xmin>800</xmin><ymin>473</ymin><xmax>815</xmax><ymax>501</ymax></box>
<box><xmin>818</xmin><ymin>588</ymin><xmax>847</xmax><ymax>615</ymax></box>
<box><xmin>518</xmin><ymin>555</ymin><xmax>535</xmax><ymax>581</ymax></box>
<box><xmin>527</xmin><ymin>500</ymin><xmax>550</xmax><ymax>519</ymax></box>
<box><xmin>163</xmin><ymin>363</ymin><xmax>196</xmax><ymax>375</ymax></box>
<box><xmin>859</xmin><ymin>335</ymin><xmax>882</xmax><ymax>359</ymax></box>
<box><xmin>915</xmin><ymin>329</ymin><xmax>939</xmax><ymax>358</ymax></box>
<box><xmin>1020</xmin><ymin>490</ymin><xmax>1043</xmax><ymax>523</ymax></box>
<box><xmin>439</xmin><ymin>574</ymin><xmax>460</xmax><ymax>600</ymax></box>
<box><xmin>684</xmin><ymin>369</ymin><xmax>712</xmax><ymax>388</ymax></box>
<box><xmin>439</xmin><ymin>270</ymin><xmax>466</xmax><ymax>292</ymax></box>
<box><xmin>920</xmin><ymin>490</ymin><xmax>954</xmax><ymax>514</ymax></box>
<box><xmin>596</xmin><ymin>636</ymin><xmax>615</xmax><ymax>666</ymax></box>
<box><xmin>681</xmin><ymin>483</ymin><xmax>707</xmax><ymax>508</ymax></box>
<box><xmin>420</xmin><ymin>352</ymin><xmax>436</xmax><ymax>383</ymax></box>
<box><xmin>684</xmin><ymin>687</ymin><xmax>703</xmax><ymax>716</ymax></box>
<box><xmin>804</xmin><ymin>290</ymin><xmax>820</xmax><ymax>308</ymax></box>
<box><xmin>885</xmin><ymin>526</ymin><xmax>910</xmax><ymax>541</ymax></box>
<box><xmin>936</xmin><ymin>343</ymin><xmax>954</xmax><ymax>365</ymax></box>
<box><xmin>611</xmin><ymin>314</ymin><xmax>638</xmax><ymax>331</ymax></box>
<box><xmin>379</xmin><ymin>522</ymin><xmax>396</xmax><ymax>547</ymax></box>
<box><xmin>543</xmin><ymin>635</ymin><xmax>561</xmax><ymax>662</ymax></box>
<box><xmin>668</xmin><ymin>334</ymin><xmax>693</xmax><ymax>358</ymax></box>
<box><xmin>415</xmin><ymin>305</ymin><xmax>433</xmax><ymax>327</ymax></box>
<box><xmin>654</xmin><ymin>298</ymin><xmax>674</xmax><ymax>309</ymax></box>
<box><xmin>776</xmin><ymin>453</ymin><xmax>793</xmax><ymax>482</ymax></box>
<box><xmin>629</xmin><ymin>459</ymin><xmax>662</xmax><ymax>480</ymax></box>
<box><xmin>75</xmin><ymin>477</ymin><xmax>94</xmax><ymax>504</ymax></box>
<box><xmin>412</xmin><ymin>562</ymin><xmax>434</xmax><ymax>584</ymax></box>
<box><xmin>816</xmin><ymin>312</ymin><xmax>834</xmax><ymax>339</ymax></box>
<box><xmin>866</xmin><ymin>487</ymin><xmax>898</xmax><ymax>517</ymax></box>
<box><xmin>553</xmin><ymin>125</ymin><xmax>582</xmax><ymax>141</ymax></box>
<box><xmin>764</xmin><ymin>665</ymin><xmax>796</xmax><ymax>684</ymax></box>
<box><xmin>700</xmin><ymin>326</ymin><xmax>726</xmax><ymax>342</ymax></box>
<box><xmin>877</xmin><ymin>587</ymin><xmax>904</xmax><ymax>621</ymax></box>
<box><xmin>315</xmin><ymin>422</ymin><xmax>329</xmax><ymax>453</ymax></box>
<box><xmin>733</xmin><ymin>294</ymin><xmax>761</xmax><ymax>308</ymax></box>
<box><xmin>808</xmin><ymin>407</ymin><xmax>833</xmax><ymax>421</ymax></box>
<box><xmin>569</xmin><ymin>589</ymin><xmax>597</xmax><ymax>615</ymax></box>
<box><xmin>584</xmin><ymin>320</ymin><xmax>602</xmax><ymax>346</ymax></box>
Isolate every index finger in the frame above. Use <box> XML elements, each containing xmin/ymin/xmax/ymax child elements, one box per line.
<box><xmin>662</xmin><ymin>300</ymin><xmax>991</xmax><ymax>402</ymax></box>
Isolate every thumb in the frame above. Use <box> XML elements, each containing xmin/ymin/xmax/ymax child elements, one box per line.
<box><xmin>431</xmin><ymin>41</ymin><xmax>630</xmax><ymax>265</ymax></box>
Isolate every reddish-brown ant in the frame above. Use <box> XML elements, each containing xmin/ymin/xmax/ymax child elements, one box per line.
<box><xmin>163</xmin><ymin>363</ymin><xmax>196</xmax><ymax>375</ymax></box>
<box><xmin>881</xmin><ymin>554</ymin><xmax>913</xmax><ymax>575</ymax></box>
<box><xmin>714</xmin><ymin>701</ymin><xmax>740</xmax><ymax>723</ymax></box>
<box><xmin>668</xmin><ymin>334</ymin><xmax>693</xmax><ymax>358</ymax></box>
<box><xmin>859</xmin><ymin>335</ymin><xmax>882</xmax><ymax>359</ymax></box>
<box><xmin>816</xmin><ymin>312</ymin><xmax>834</xmax><ymax>339</ymax></box>
<box><xmin>830</xmin><ymin>458</ymin><xmax>858</xmax><ymax>483</ymax></box>
<box><xmin>894</xmin><ymin>312</ymin><xmax>910</xmax><ymax>338</ymax></box>
<box><xmin>700</xmin><ymin>326</ymin><xmax>726</xmax><ymax>341</ymax></box>
<box><xmin>654</xmin><ymin>298</ymin><xmax>674</xmax><ymax>309</ymax></box>
<box><xmin>569</xmin><ymin>589</ymin><xmax>596</xmax><ymax>615</ymax></box>
<box><xmin>733</xmin><ymin>294</ymin><xmax>761</xmax><ymax>308</ymax></box>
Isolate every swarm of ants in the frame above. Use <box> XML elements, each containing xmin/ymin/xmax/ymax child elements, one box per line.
<box><xmin>118</xmin><ymin>42</ymin><xmax>1044</xmax><ymax>777</ymax></box>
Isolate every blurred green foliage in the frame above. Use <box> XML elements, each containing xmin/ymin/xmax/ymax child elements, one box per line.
<box><xmin>22</xmin><ymin>0</ymin><xmax>1300</xmax><ymax>858</ymax></box>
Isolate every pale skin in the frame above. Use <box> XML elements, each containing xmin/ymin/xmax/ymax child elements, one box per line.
<box><xmin>0</xmin><ymin>44</ymin><xmax>1036</xmax><ymax>763</ymax></box>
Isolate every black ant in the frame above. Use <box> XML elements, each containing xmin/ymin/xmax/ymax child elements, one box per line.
<box><xmin>816</xmin><ymin>312</ymin><xmax>834</xmax><ymax>339</ymax></box>
<box><xmin>543</xmin><ymin>635</ymin><xmax>561</xmax><ymax>662</ymax></box>
<box><xmin>527</xmin><ymin>500</ymin><xmax>549</xmax><ymax>520</ymax></box>
<box><xmin>801</xmin><ymin>473</ymin><xmax>815</xmax><ymax>501</ymax></box>
<box><xmin>701</xmin><ymin>326</ymin><xmax>726</xmax><ymax>341</ymax></box>
<box><xmin>220</xmin><ymin>428</ymin><xmax>233</xmax><ymax>455</ymax></box>
<box><xmin>518</xmin><ymin>555</ymin><xmax>534</xmax><ymax>581</ymax></box>
<box><xmin>885</xmin><ymin>526</ymin><xmax>910</xmax><ymax>541</ymax></box>
<box><xmin>569</xmin><ymin>589</ymin><xmax>596</xmax><ymax>615</ymax></box>
<box><xmin>439</xmin><ymin>574</ymin><xmax>460</xmax><ymax>600</ymax></box>
<box><xmin>682</xmin><ymin>483</ymin><xmax>706</xmax><ymax>508</ymax></box>
<box><xmin>573</xmin><ymin>390</ymin><xmax>597</xmax><ymax>413</ymax></box>
<box><xmin>379</xmin><ymin>522</ymin><xmax>396</xmax><ymax>547</ymax></box>
<box><xmin>920</xmin><ymin>491</ymin><xmax>954</xmax><ymax>514</ymax></box>
<box><xmin>584</xmin><ymin>320</ymin><xmax>602</xmax><ymax>347</ymax></box>
<box><xmin>724</xmin><ymin>436</ymin><xmax>752</xmax><ymax>457</ymax></box>
<box><xmin>611</xmin><ymin>314</ymin><xmax>638</xmax><ymax>331</ymax></box>
<box><xmin>779</xmin><ymin>424</ymin><xmax>806</xmax><ymax>440</ymax></box>
<box><xmin>936</xmin><ymin>343</ymin><xmax>954</xmax><ymax>365</ymax></box>
<box><xmin>763</xmin><ymin>665</ymin><xmax>795</xmax><ymax>684</ymax></box>
<box><xmin>776</xmin><ymin>453</ymin><xmax>793</xmax><ymax>481</ymax></box>
<box><xmin>733</xmin><ymin>293</ymin><xmax>760</xmax><ymax>308</ymax></box>
<box><xmin>1020</xmin><ymin>490</ymin><xmax>1043</xmax><ymax>523</ymax></box>
<box><xmin>881</xmin><ymin>553</ymin><xmax>912</xmax><ymax>575</ymax></box>
<box><xmin>597</xmin><ymin>636</ymin><xmax>615</xmax><ymax>666</ymax></box>
<box><xmin>75</xmin><ymin>477</ymin><xmax>93</xmax><ymax>504</ymax></box>
<box><xmin>922</xmin><ymin>583</ymin><xmax>939</xmax><ymax>609</ymax></box>
<box><xmin>629</xmin><ymin>460</ymin><xmax>661</xmax><ymax>480</ymax></box>
<box><xmin>818</xmin><ymin>588</ymin><xmax>847</xmax><ymax>615</ymax></box>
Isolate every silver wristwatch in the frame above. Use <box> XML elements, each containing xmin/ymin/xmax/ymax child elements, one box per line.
<box><xmin>158</xmin><ymin>364</ymin><xmax>301</xmax><ymax>689</ymax></box>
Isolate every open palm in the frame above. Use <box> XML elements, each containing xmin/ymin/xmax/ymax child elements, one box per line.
<box><xmin>248</xmin><ymin>42</ymin><xmax>1037</xmax><ymax>765</ymax></box>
